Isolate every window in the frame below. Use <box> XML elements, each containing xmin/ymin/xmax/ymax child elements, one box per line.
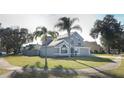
<box><xmin>78</xmin><ymin>43</ymin><xmax>81</xmax><ymax>46</ymax></box>
<box><xmin>61</xmin><ymin>45</ymin><xmax>68</xmax><ymax>53</ymax></box>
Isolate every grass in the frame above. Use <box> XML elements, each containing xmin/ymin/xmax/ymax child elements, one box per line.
<box><xmin>4</xmin><ymin>55</ymin><xmax>113</xmax><ymax>69</ymax></box>
<box><xmin>0</xmin><ymin>69</ymin><xmax>8</xmax><ymax>75</ymax></box>
<box><xmin>4</xmin><ymin>54</ymin><xmax>124</xmax><ymax>78</ymax></box>
<box><xmin>88</xmin><ymin>54</ymin><xmax>124</xmax><ymax>78</ymax></box>
<box><xmin>95</xmin><ymin>54</ymin><xmax>116</xmax><ymax>60</ymax></box>
<box><xmin>5</xmin><ymin>56</ymin><xmax>43</xmax><ymax>67</ymax></box>
<box><xmin>105</xmin><ymin>54</ymin><xmax>124</xmax><ymax>77</ymax></box>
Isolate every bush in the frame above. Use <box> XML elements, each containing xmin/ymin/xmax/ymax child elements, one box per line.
<box><xmin>11</xmin><ymin>68</ymin><xmax>49</xmax><ymax>78</ymax></box>
<box><xmin>11</xmin><ymin>64</ymin><xmax>78</xmax><ymax>78</ymax></box>
<box><xmin>35</xmin><ymin>62</ymin><xmax>42</xmax><ymax>68</ymax></box>
<box><xmin>51</xmin><ymin>65</ymin><xmax>78</xmax><ymax>78</ymax></box>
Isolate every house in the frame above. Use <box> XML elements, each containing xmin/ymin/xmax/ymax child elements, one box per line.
<box><xmin>21</xmin><ymin>42</ymin><xmax>41</xmax><ymax>56</ymax></box>
<box><xmin>83</xmin><ymin>41</ymin><xmax>104</xmax><ymax>53</ymax></box>
<box><xmin>22</xmin><ymin>32</ymin><xmax>91</xmax><ymax>57</ymax></box>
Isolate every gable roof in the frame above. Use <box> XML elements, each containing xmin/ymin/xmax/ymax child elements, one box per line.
<box><xmin>48</xmin><ymin>31</ymin><xmax>83</xmax><ymax>47</ymax></box>
<box><xmin>48</xmin><ymin>39</ymin><xmax>64</xmax><ymax>47</ymax></box>
<box><xmin>57</xmin><ymin>32</ymin><xmax>79</xmax><ymax>40</ymax></box>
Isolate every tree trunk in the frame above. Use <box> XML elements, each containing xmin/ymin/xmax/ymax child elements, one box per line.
<box><xmin>6</xmin><ymin>48</ymin><xmax>9</xmax><ymax>54</ymax></box>
<box><xmin>68</xmin><ymin>31</ymin><xmax>71</xmax><ymax>57</ymax></box>
<box><xmin>118</xmin><ymin>48</ymin><xmax>121</xmax><ymax>54</ymax></box>
<box><xmin>107</xmin><ymin>47</ymin><xmax>111</xmax><ymax>54</ymax></box>
<box><xmin>44</xmin><ymin>36</ymin><xmax>48</xmax><ymax>71</ymax></box>
<box><xmin>13</xmin><ymin>49</ymin><xmax>17</xmax><ymax>54</ymax></box>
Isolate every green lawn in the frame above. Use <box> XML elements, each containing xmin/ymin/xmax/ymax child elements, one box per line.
<box><xmin>4</xmin><ymin>55</ymin><xmax>113</xmax><ymax>69</ymax></box>
<box><xmin>105</xmin><ymin>54</ymin><xmax>124</xmax><ymax>77</ymax></box>
<box><xmin>89</xmin><ymin>54</ymin><xmax>124</xmax><ymax>78</ymax></box>
<box><xmin>0</xmin><ymin>69</ymin><xmax>8</xmax><ymax>75</ymax></box>
<box><xmin>95</xmin><ymin>54</ymin><xmax>116</xmax><ymax>60</ymax></box>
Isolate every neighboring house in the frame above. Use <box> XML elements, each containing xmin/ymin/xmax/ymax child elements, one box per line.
<box><xmin>22</xmin><ymin>42</ymin><xmax>41</xmax><ymax>56</ymax></box>
<box><xmin>22</xmin><ymin>32</ymin><xmax>91</xmax><ymax>57</ymax></box>
<box><xmin>83</xmin><ymin>41</ymin><xmax>104</xmax><ymax>53</ymax></box>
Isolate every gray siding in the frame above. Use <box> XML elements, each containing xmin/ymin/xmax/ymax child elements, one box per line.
<box><xmin>79</xmin><ymin>47</ymin><xmax>90</xmax><ymax>56</ymax></box>
<box><xmin>40</xmin><ymin>47</ymin><xmax>59</xmax><ymax>57</ymax></box>
<box><xmin>23</xmin><ymin>50</ymin><xmax>40</xmax><ymax>56</ymax></box>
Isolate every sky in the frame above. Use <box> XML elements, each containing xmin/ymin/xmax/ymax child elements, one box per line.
<box><xmin>0</xmin><ymin>14</ymin><xmax>123</xmax><ymax>44</ymax></box>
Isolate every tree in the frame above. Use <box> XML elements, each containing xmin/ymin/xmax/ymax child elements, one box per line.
<box><xmin>0</xmin><ymin>26</ymin><xmax>29</xmax><ymax>54</ymax></box>
<box><xmin>34</xmin><ymin>26</ymin><xmax>58</xmax><ymax>71</ymax></box>
<box><xmin>55</xmin><ymin>17</ymin><xmax>82</xmax><ymax>57</ymax></box>
<box><xmin>0</xmin><ymin>27</ymin><xmax>15</xmax><ymax>54</ymax></box>
<box><xmin>90</xmin><ymin>15</ymin><xmax>124</xmax><ymax>54</ymax></box>
<box><xmin>12</xmin><ymin>27</ymin><xmax>28</xmax><ymax>54</ymax></box>
<box><xmin>27</xmin><ymin>33</ymin><xmax>34</xmax><ymax>43</ymax></box>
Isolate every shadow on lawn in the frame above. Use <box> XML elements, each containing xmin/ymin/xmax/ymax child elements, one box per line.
<box><xmin>72</xmin><ymin>59</ymin><xmax>121</xmax><ymax>78</ymax></box>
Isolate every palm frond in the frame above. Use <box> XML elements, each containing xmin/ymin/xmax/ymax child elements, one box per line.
<box><xmin>34</xmin><ymin>26</ymin><xmax>48</xmax><ymax>40</ymax></box>
<box><xmin>59</xmin><ymin>17</ymin><xmax>69</xmax><ymax>22</ymax></box>
<box><xmin>48</xmin><ymin>31</ymin><xmax>59</xmax><ymax>39</ymax></box>
<box><xmin>70</xmin><ymin>18</ymin><xmax>79</xmax><ymax>25</ymax></box>
<box><xmin>54</xmin><ymin>22</ymin><xmax>64</xmax><ymax>31</ymax></box>
<box><xmin>71</xmin><ymin>25</ymin><xmax>82</xmax><ymax>32</ymax></box>
<box><xmin>55</xmin><ymin>17</ymin><xmax>71</xmax><ymax>31</ymax></box>
<box><xmin>41</xmin><ymin>26</ymin><xmax>47</xmax><ymax>33</ymax></box>
<box><xmin>34</xmin><ymin>31</ymin><xmax>44</xmax><ymax>39</ymax></box>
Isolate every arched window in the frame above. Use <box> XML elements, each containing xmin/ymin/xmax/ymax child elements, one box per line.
<box><xmin>61</xmin><ymin>45</ymin><xmax>68</xmax><ymax>53</ymax></box>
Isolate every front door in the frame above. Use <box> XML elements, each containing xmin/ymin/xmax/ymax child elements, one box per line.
<box><xmin>71</xmin><ymin>47</ymin><xmax>74</xmax><ymax>56</ymax></box>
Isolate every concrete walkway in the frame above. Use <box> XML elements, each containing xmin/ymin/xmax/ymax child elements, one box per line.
<box><xmin>0</xmin><ymin>58</ymin><xmax>21</xmax><ymax>78</ymax></box>
<box><xmin>0</xmin><ymin>58</ymin><xmax>21</xmax><ymax>70</ymax></box>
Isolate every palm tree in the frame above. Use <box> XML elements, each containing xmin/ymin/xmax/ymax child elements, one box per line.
<box><xmin>34</xmin><ymin>26</ymin><xmax>58</xmax><ymax>71</ymax></box>
<box><xmin>55</xmin><ymin>17</ymin><xmax>82</xmax><ymax>57</ymax></box>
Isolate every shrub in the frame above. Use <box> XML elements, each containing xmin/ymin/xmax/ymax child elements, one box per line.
<box><xmin>51</xmin><ymin>65</ymin><xmax>78</xmax><ymax>78</ymax></box>
<box><xmin>35</xmin><ymin>62</ymin><xmax>42</xmax><ymax>68</ymax></box>
<box><xmin>11</xmin><ymin>65</ymin><xmax>78</xmax><ymax>78</ymax></box>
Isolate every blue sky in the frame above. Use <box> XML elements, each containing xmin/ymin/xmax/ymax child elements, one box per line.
<box><xmin>0</xmin><ymin>14</ymin><xmax>123</xmax><ymax>44</ymax></box>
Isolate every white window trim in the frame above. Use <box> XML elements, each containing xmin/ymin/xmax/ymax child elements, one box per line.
<box><xmin>59</xmin><ymin>44</ymin><xmax>69</xmax><ymax>55</ymax></box>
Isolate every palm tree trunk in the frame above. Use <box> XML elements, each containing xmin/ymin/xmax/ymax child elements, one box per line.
<box><xmin>68</xmin><ymin>31</ymin><xmax>71</xmax><ymax>57</ymax></box>
<box><xmin>44</xmin><ymin>36</ymin><xmax>48</xmax><ymax>71</ymax></box>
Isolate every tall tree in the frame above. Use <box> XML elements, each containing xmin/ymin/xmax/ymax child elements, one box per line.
<box><xmin>90</xmin><ymin>15</ymin><xmax>123</xmax><ymax>54</ymax></box>
<box><xmin>27</xmin><ymin>33</ymin><xmax>34</xmax><ymax>43</ymax></box>
<box><xmin>55</xmin><ymin>17</ymin><xmax>82</xmax><ymax>57</ymax></box>
<box><xmin>12</xmin><ymin>27</ymin><xmax>28</xmax><ymax>54</ymax></box>
<box><xmin>0</xmin><ymin>27</ymin><xmax>16</xmax><ymax>54</ymax></box>
<box><xmin>34</xmin><ymin>26</ymin><xmax>58</xmax><ymax>71</ymax></box>
<box><xmin>0</xmin><ymin>26</ymin><xmax>29</xmax><ymax>54</ymax></box>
